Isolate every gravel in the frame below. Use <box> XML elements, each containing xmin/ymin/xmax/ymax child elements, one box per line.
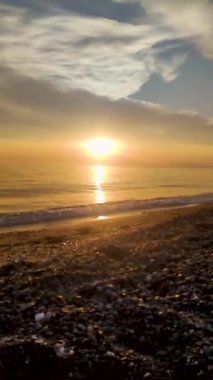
<box><xmin>0</xmin><ymin>204</ymin><xmax>212</xmax><ymax>379</ymax></box>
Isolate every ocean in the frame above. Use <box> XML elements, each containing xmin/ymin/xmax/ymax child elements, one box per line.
<box><xmin>0</xmin><ymin>164</ymin><xmax>213</xmax><ymax>227</ymax></box>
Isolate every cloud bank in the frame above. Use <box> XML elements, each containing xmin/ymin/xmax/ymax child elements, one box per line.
<box><xmin>0</xmin><ymin>69</ymin><xmax>213</xmax><ymax>147</ymax></box>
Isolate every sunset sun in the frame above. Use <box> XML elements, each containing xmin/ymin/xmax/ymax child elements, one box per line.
<box><xmin>85</xmin><ymin>138</ymin><xmax>118</xmax><ymax>159</ymax></box>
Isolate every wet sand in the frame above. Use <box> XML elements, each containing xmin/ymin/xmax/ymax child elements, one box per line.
<box><xmin>0</xmin><ymin>204</ymin><xmax>212</xmax><ymax>379</ymax></box>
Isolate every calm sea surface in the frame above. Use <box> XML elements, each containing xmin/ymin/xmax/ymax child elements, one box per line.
<box><xmin>0</xmin><ymin>164</ymin><xmax>213</xmax><ymax>213</ymax></box>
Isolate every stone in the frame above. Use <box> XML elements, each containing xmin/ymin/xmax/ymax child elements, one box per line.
<box><xmin>106</xmin><ymin>351</ymin><xmax>116</xmax><ymax>358</ymax></box>
<box><xmin>35</xmin><ymin>312</ymin><xmax>45</xmax><ymax>322</ymax></box>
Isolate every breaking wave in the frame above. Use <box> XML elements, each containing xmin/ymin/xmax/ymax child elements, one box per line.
<box><xmin>0</xmin><ymin>193</ymin><xmax>213</xmax><ymax>228</ymax></box>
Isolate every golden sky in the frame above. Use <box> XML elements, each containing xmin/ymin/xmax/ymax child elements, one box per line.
<box><xmin>0</xmin><ymin>0</ymin><xmax>213</xmax><ymax>167</ymax></box>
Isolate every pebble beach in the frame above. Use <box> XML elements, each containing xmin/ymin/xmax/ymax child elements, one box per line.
<box><xmin>0</xmin><ymin>204</ymin><xmax>212</xmax><ymax>380</ymax></box>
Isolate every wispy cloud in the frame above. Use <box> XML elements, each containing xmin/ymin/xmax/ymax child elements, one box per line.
<box><xmin>0</xmin><ymin>1</ymin><xmax>212</xmax><ymax>102</ymax></box>
<box><xmin>141</xmin><ymin>0</ymin><xmax>213</xmax><ymax>59</ymax></box>
<box><xmin>0</xmin><ymin>3</ymin><xmax>189</xmax><ymax>99</ymax></box>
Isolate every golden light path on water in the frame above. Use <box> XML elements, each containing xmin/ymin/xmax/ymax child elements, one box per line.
<box><xmin>94</xmin><ymin>165</ymin><xmax>109</xmax><ymax>220</ymax></box>
<box><xmin>94</xmin><ymin>165</ymin><xmax>105</xmax><ymax>204</ymax></box>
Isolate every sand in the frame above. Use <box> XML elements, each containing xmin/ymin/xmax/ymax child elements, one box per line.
<box><xmin>0</xmin><ymin>204</ymin><xmax>212</xmax><ymax>379</ymax></box>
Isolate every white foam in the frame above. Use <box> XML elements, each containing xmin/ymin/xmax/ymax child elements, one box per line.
<box><xmin>0</xmin><ymin>193</ymin><xmax>212</xmax><ymax>228</ymax></box>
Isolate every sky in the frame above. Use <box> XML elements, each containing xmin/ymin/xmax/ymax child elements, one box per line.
<box><xmin>0</xmin><ymin>0</ymin><xmax>213</xmax><ymax>166</ymax></box>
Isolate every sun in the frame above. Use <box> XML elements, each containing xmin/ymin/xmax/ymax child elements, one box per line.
<box><xmin>85</xmin><ymin>138</ymin><xmax>118</xmax><ymax>159</ymax></box>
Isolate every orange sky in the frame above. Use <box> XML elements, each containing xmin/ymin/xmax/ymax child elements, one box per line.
<box><xmin>1</xmin><ymin>138</ymin><xmax>212</xmax><ymax>168</ymax></box>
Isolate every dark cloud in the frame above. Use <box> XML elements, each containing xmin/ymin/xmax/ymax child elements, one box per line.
<box><xmin>0</xmin><ymin>68</ymin><xmax>213</xmax><ymax>148</ymax></box>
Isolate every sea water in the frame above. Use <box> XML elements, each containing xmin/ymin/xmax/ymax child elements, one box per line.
<box><xmin>0</xmin><ymin>164</ymin><xmax>213</xmax><ymax>226</ymax></box>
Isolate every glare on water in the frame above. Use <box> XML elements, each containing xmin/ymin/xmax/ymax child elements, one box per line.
<box><xmin>1</xmin><ymin>164</ymin><xmax>213</xmax><ymax>213</ymax></box>
<box><xmin>94</xmin><ymin>165</ymin><xmax>105</xmax><ymax>203</ymax></box>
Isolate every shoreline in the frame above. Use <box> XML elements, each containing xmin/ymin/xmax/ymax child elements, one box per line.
<box><xmin>0</xmin><ymin>203</ymin><xmax>212</xmax><ymax>379</ymax></box>
<box><xmin>0</xmin><ymin>203</ymin><xmax>199</xmax><ymax>235</ymax></box>
<box><xmin>1</xmin><ymin>191</ymin><xmax>213</xmax><ymax>232</ymax></box>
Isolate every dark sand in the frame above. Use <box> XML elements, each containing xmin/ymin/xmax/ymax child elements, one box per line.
<box><xmin>0</xmin><ymin>204</ymin><xmax>212</xmax><ymax>379</ymax></box>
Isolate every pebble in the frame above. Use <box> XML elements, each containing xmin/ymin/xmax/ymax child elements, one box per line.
<box><xmin>139</xmin><ymin>336</ymin><xmax>146</xmax><ymax>343</ymax></box>
<box><xmin>157</xmin><ymin>350</ymin><xmax>167</xmax><ymax>356</ymax></box>
<box><xmin>106</xmin><ymin>303</ymin><xmax>112</xmax><ymax>310</ymax></box>
<box><xmin>1</xmin><ymin>205</ymin><xmax>212</xmax><ymax>380</ymax></box>
<box><xmin>55</xmin><ymin>345</ymin><xmax>66</xmax><ymax>358</ymax></box>
<box><xmin>78</xmin><ymin>323</ymin><xmax>86</xmax><ymax>331</ymax></box>
<box><xmin>45</xmin><ymin>311</ymin><xmax>52</xmax><ymax>321</ymax></box>
<box><xmin>35</xmin><ymin>313</ymin><xmax>45</xmax><ymax>322</ymax></box>
<box><xmin>144</xmin><ymin>373</ymin><xmax>151</xmax><ymax>378</ymax></box>
<box><xmin>106</xmin><ymin>351</ymin><xmax>116</xmax><ymax>358</ymax></box>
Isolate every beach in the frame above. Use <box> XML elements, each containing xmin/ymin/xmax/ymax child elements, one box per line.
<box><xmin>0</xmin><ymin>203</ymin><xmax>212</xmax><ymax>379</ymax></box>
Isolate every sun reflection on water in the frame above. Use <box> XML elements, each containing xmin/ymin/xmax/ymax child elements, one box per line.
<box><xmin>94</xmin><ymin>165</ymin><xmax>105</xmax><ymax>203</ymax></box>
<box><xmin>96</xmin><ymin>215</ymin><xmax>108</xmax><ymax>220</ymax></box>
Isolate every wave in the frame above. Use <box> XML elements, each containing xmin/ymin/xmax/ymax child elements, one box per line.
<box><xmin>0</xmin><ymin>193</ymin><xmax>213</xmax><ymax>228</ymax></box>
<box><xmin>0</xmin><ymin>182</ymin><xmax>213</xmax><ymax>200</ymax></box>
<box><xmin>1</xmin><ymin>183</ymin><xmax>212</xmax><ymax>198</ymax></box>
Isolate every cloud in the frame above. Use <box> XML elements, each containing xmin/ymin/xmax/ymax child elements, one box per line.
<box><xmin>121</xmin><ymin>0</ymin><xmax>213</xmax><ymax>58</ymax></box>
<box><xmin>0</xmin><ymin>0</ymin><xmax>212</xmax><ymax>166</ymax></box>
<box><xmin>0</xmin><ymin>68</ymin><xmax>213</xmax><ymax>151</ymax></box>
<box><xmin>0</xmin><ymin>1</ymin><xmax>212</xmax><ymax>103</ymax></box>
<box><xmin>0</xmin><ymin>3</ymin><xmax>189</xmax><ymax>99</ymax></box>
<box><xmin>149</xmin><ymin>0</ymin><xmax>213</xmax><ymax>58</ymax></box>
